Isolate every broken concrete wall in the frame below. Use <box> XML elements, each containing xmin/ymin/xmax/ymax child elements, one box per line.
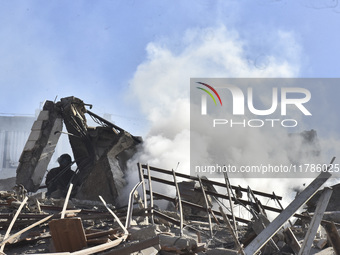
<box><xmin>74</xmin><ymin>129</ymin><xmax>138</xmax><ymax>202</ymax></box>
<box><xmin>57</xmin><ymin>97</ymin><xmax>141</xmax><ymax>203</ymax></box>
<box><xmin>57</xmin><ymin>96</ymin><xmax>95</xmax><ymax>181</ymax></box>
<box><xmin>16</xmin><ymin>101</ymin><xmax>62</xmax><ymax>192</ymax></box>
<box><xmin>15</xmin><ymin>96</ymin><xmax>140</xmax><ymax>203</ymax></box>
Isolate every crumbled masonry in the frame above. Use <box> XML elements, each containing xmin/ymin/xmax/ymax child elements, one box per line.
<box><xmin>4</xmin><ymin>97</ymin><xmax>340</xmax><ymax>254</ymax></box>
<box><xmin>0</xmin><ymin>163</ymin><xmax>339</xmax><ymax>254</ymax></box>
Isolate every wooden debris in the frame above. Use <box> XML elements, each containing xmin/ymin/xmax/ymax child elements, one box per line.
<box><xmin>244</xmin><ymin>169</ymin><xmax>332</xmax><ymax>254</ymax></box>
<box><xmin>2</xmin><ymin>161</ymin><xmax>340</xmax><ymax>254</ymax></box>
<box><xmin>138</xmin><ymin>162</ymin><xmax>149</xmax><ymax>225</ymax></box>
<box><xmin>198</xmin><ymin>175</ymin><xmax>213</xmax><ymax>238</ymax></box>
<box><xmin>223</xmin><ymin>171</ymin><xmax>238</xmax><ymax>238</ymax></box>
<box><xmin>299</xmin><ymin>187</ymin><xmax>333</xmax><ymax>255</ymax></box>
<box><xmin>172</xmin><ymin>169</ymin><xmax>184</xmax><ymax>236</ymax></box>
<box><xmin>147</xmin><ymin>164</ymin><xmax>155</xmax><ymax>225</ymax></box>
<box><xmin>99</xmin><ymin>195</ymin><xmax>128</xmax><ymax>235</ymax></box>
<box><xmin>0</xmin><ymin>196</ymin><xmax>28</xmax><ymax>252</ymax></box>
<box><xmin>219</xmin><ymin>206</ymin><xmax>244</xmax><ymax>255</ymax></box>
<box><xmin>61</xmin><ymin>184</ymin><xmax>73</xmax><ymax>219</ymax></box>
<box><xmin>49</xmin><ymin>218</ymin><xmax>87</xmax><ymax>252</ymax></box>
<box><xmin>322</xmin><ymin>221</ymin><xmax>340</xmax><ymax>255</ymax></box>
<box><xmin>0</xmin><ymin>215</ymin><xmax>53</xmax><ymax>247</ymax></box>
<box><xmin>283</xmin><ymin>227</ymin><xmax>301</xmax><ymax>254</ymax></box>
<box><xmin>125</xmin><ymin>181</ymin><xmax>143</xmax><ymax>229</ymax></box>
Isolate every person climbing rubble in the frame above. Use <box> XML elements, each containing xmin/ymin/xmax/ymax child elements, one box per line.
<box><xmin>45</xmin><ymin>153</ymin><xmax>75</xmax><ymax>198</ymax></box>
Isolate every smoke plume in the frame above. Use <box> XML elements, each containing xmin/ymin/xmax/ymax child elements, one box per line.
<box><xmin>121</xmin><ymin>25</ymin><xmax>338</xmax><ymax>209</ymax></box>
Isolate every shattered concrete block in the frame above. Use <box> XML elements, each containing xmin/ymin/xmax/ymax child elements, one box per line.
<box><xmin>24</xmin><ymin>141</ymin><xmax>36</xmax><ymax>151</ymax></box>
<box><xmin>37</xmin><ymin>110</ymin><xmax>49</xmax><ymax>121</ymax></box>
<box><xmin>27</xmin><ymin>130</ymin><xmax>42</xmax><ymax>141</ymax></box>
<box><xmin>129</xmin><ymin>225</ymin><xmax>158</xmax><ymax>241</ymax></box>
<box><xmin>16</xmin><ymin>101</ymin><xmax>62</xmax><ymax>192</ymax></box>
<box><xmin>315</xmin><ymin>238</ymin><xmax>328</xmax><ymax>249</ymax></box>
<box><xmin>159</xmin><ymin>234</ymin><xmax>197</xmax><ymax>252</ymax></box>
<box><xmin>31</xmin><ymin>120</ymin><xmax>43</xmax><ymax>130</ymax></box>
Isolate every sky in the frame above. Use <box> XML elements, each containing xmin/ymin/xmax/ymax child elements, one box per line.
<box><xmin>2</xmin><ymin>0</ymin><xmax>340</xmax><ymax>199</ymax></box>
<box><xmin>1</xmin><ymin>1</ymin><xmax>340</xmax><ymax>131</ymax></box>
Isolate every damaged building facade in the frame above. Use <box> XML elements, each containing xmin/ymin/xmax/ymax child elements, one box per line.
<box><xmin>16</xmin><ymin>96</ymin><xmax>141</xmax><ymax>204</ymax></box>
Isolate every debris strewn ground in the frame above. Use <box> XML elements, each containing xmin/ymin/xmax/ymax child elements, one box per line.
<box><xmin>0</xmin><ymin>163</ymin><xmax>340</xmax><ymax>254</ymax></box>
<box><xmin>1</xmin><ymin>97</ymin><xmax>340</xmax><ymax>254</ymax></box>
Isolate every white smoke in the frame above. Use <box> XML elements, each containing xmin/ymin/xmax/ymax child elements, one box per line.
<box><xmin>121</xmin><ymin>25</ymin><xmax>337</xmax><ymax>210</ymax></box>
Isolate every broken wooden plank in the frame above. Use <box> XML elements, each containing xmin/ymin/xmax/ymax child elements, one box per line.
<box><xmin>86</xmin><ymin>238</ymin><xmax>109</xmax><ymax>245</ymax></box>
<box><xmin>99</xmin><ymin>195</ymin><xmax>128</xmax><ymax>235</ymax></box>
<box><xmin>61</xmin><ymin>183</ymin><xmax>73</xmax><ymax>219</ymax></box>
<box><xmin>223</xmin><ymin>171</ymin><xmax>238</xmax><ymax>238</ymax></box>
<box><xmin>125</xmin><ymin>181</ymin><xmax>143</xmax><ymax>229</ymax></box>
<box><xmin>86</xmin><ymin>229</ymin><xmax>118</xmax><ymax>240</ymax></box>
<box><xmin>219</xmin><ymin>206</ymin><xmax>244</xmax><ymax>255</ymax></box>
<box><xmin>274</xmin><ymin>191</ymin><xmax>293</xmax><ymax>228</ymax></box>
<box><xmin>298</xmin><ymin>187</ymin><xmax>333</xmax><ymax>255</ymax></box>
<box><xmin>244</xmin><ymin>169</ymin><xmax>332</xmax><ymax>254</ymax></box>
<box><xmin>0</xmin><ymin>215</ymin><xmax>53</xmax><ymax>247</ymax></box>
<box><xmin>147</xmin><ymin>164</ymin><xmax>155</xmax><ymax>225</ymax></box>
<box><xmin>29</xmin><ymin>234</ymin><xmax>127</xmax><ymax>255</ymax></box>
<box><xmin>49</xmin><ymin>217</ymin><xmax>87</xmax><ymax>252</ymax></box>
<box><xmin>70</xmin><ymin>234</ymin><xmax>127</xmax><ymax>255</ymax></box>
<box><xmin>0</xmin><ymin>196</ymin><xmax>28</xmax><ymax>252</ymax></box>
<box><xmin>283</xmin><ymin>227</ymin><xmax>301</xmax><ymax>254</ymax></box>
<box><xmin>198</xmin><ymin>175</ymin><xmax>213</xmax><ymax>238</ymax></box>
<box><xmin>138</xmin><ymin>162</ymin><xmax>149</xmax><ymax>224</ymax></box>
<box><xmin>322</xmin><ymin>221</ymin><xmax>340</xmax><ymax>255</ymax></box>
<box><xmin>172</xmin><ymin>169</ymin><xmax>184</xmax><ymax>236</ymax></box>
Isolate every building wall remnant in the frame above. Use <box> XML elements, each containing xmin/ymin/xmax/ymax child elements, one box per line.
<box><xmin>16</xmin><ymin>96</ymin><xmax>141</xmax><ymax>204</ymax></box>
<box><xmin>16</xmin><ymin>101</ymin><xmax>62</xmax><ymax>191</ymax></box>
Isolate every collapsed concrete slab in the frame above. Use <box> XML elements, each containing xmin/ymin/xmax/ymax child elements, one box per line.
<box><xmin>16</xmin><ymin>96</ymin><xmax>141</xmax><ymax>204</ymax></box>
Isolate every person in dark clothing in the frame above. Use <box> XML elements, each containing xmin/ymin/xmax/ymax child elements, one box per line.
<box><xmin>45</xmin><ymin>154</ymin><xmax>75</xmax><ymax>197</ymax></box>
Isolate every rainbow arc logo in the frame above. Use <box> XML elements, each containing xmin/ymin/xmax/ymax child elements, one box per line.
<box><xmin>196</xmin><ymin>82</ymin><xmax>222</xmax><ymax>106</ymax></box>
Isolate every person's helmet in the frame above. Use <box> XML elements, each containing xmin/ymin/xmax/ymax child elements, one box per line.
<box><xmin>58</xmin><ymin>154</ymin><xmax>72</xmax><ymax>167</ymax></box>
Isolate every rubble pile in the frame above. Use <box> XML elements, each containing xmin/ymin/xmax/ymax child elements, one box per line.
<box><xmin>16</xmin><ymin>96</ymin><xmax>141</xmax><ymax>204</ymax></box>
<box><xmin>1</xmin><ymin>96</ymin><xmax>339</xmax><ymax>254</ymax></box>
<box><xmin>0</xmin><ymin>163</ymin><xmax>339</xmax><ymax>254</ymax></box>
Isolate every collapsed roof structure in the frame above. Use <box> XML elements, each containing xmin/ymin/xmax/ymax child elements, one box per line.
<box><xmin>16</xmin><ymin>96</ymin><xmax>141</xmax><ymax>203</ymax></box>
